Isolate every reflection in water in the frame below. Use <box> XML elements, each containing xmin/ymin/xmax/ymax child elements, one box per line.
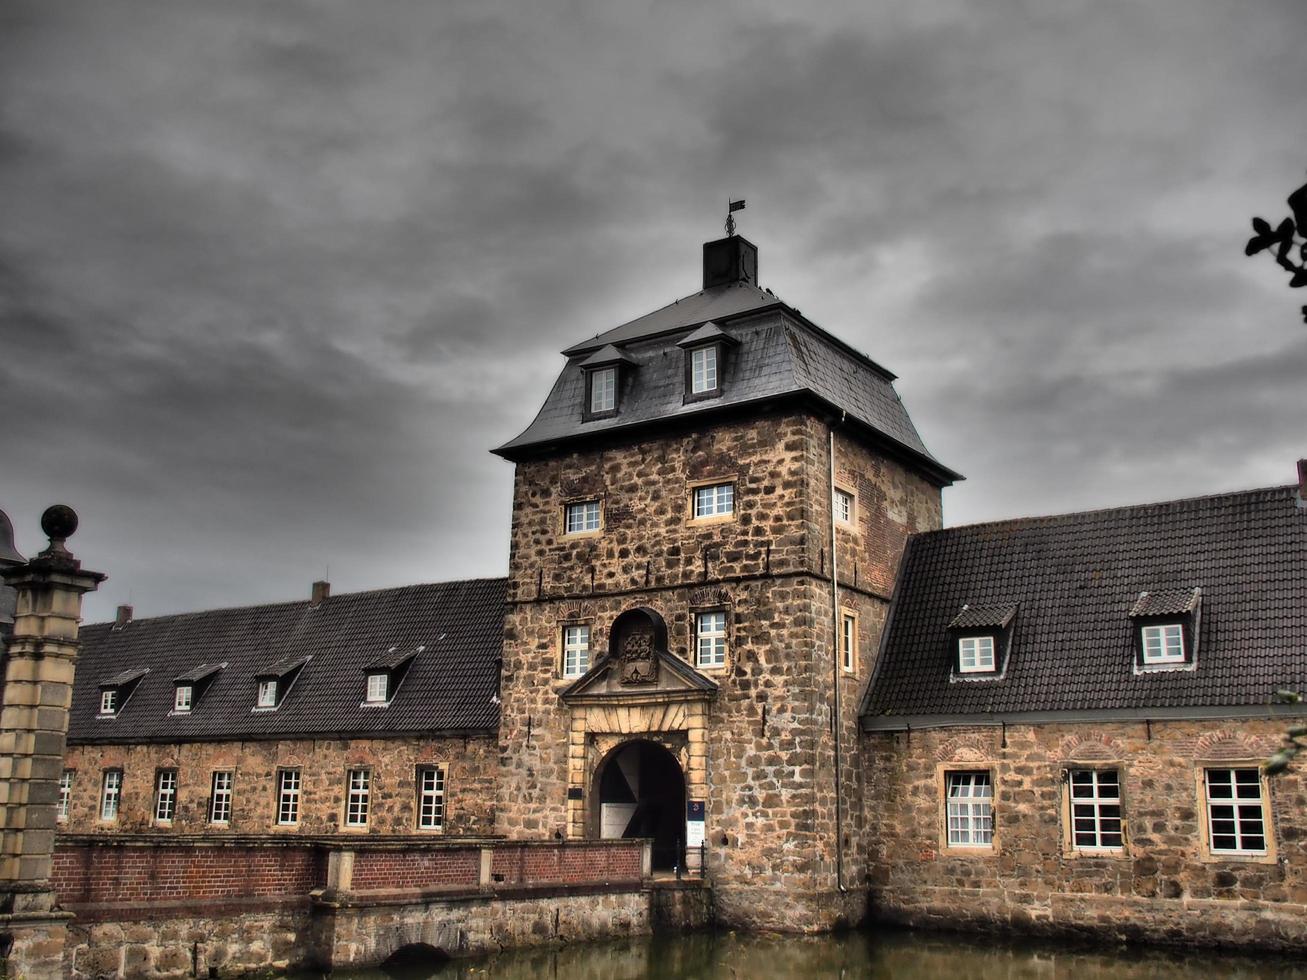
<box><xmin>308</xmin><ymin>927</ymin><xmax>1307</xmax><ymax>980</ymax></box>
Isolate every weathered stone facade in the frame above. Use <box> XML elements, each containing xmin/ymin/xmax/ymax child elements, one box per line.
<box><xmin>865</xmin><ymin>718</ymin><xmax>1307</xmax><ymax>951</ymax></box>
<box><xmin>496</xmin><ymin>402</ymin><xmax>942</xmax><ymax>930</ymax></box>
<box><xmin>60</xmin><ymin>736</ymin><xmax>498</xmax><ymax>836</ymax></box>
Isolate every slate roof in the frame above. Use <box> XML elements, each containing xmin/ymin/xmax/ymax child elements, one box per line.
<box><xmin>948</xmin><ymin>604</ymin><xmax>1019</xmax><ymax>631</ymax></box>
<box><xmin>496</xmin><ymin>311</ymin><xmax>960</xmax><ymax>484</ymax></box>
<box><xmin>862</xmin><ymin>485</ymin><xmax>1307</xmax><ymax>724</ymax></box>
<box><xmin>69</xmin><ymin>578</ymin><xmax>507</xmax><ymax>744</ymax></box>
<box><xmin>1130</xmin><ymin>588</ymin><xmax>1201</xmax><ymax>618</ymax></box>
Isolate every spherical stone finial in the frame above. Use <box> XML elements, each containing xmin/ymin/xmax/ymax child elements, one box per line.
<box><xmin>41</xmin><ymin>504</ymin><xmax>78</xmax><ymax>542</ymax></box>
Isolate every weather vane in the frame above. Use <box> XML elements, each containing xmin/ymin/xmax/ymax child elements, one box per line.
<box><xmin>725</xmin><ymin>198</ymin><xmax>746</xmax><ymax>236</ymax></box>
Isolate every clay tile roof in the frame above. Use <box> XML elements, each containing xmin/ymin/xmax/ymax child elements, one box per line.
<box><xmin>172</xmin><ymin>663</ymin><xmax>223</xmax><ymax>685</ymax></box>
<box><xmin>948</xmin><ymin>604</ymin><xmax>1018</xmax><ymax>630</ymax></box>
<box><xmin>1130</xmin><ymin>588</ymin><xmax>1201</xmax><ymax>618</ymax></box>
<box><xmin>862</xmin><ymin>485</ymin><xmax>1307</xmax><ymax>723</ymax></box>
<box><xmin>69</xmin><ymin>578</ymin><xmax>506</xmax><ymax>744</ymax></box>
<box><xmin>100</xmin><ymin>667</ymin><xmax>149</xmax><ymax>689</ymax></box>
<box><xmin>364</xmin><ymin>645</ymin><xmax>421</xmax><ymax>671</ymax></box>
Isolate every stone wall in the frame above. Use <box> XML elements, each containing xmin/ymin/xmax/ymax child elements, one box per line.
<box><xmin>498</xmin><ymin>404</ymin><xmax>942</xmax><ymax>931</ymax></box>
<box><xmin>60</xmin><ymin>735</ymin><xmax>498</xmax><ymax>836</ymax></box>
<box><xmin>865</xmin><ymin>718</ymin><xmax>1307</xmax><ymax>951</ymax></box>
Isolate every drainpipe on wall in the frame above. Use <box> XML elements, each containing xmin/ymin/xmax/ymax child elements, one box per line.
<box><xmin>829</xmin><ymin>418</ymin><xmax>847</xmax><ymax>894</ymax></box>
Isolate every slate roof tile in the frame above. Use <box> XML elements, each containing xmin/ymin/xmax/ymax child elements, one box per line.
<box><xmin>69</xmin><ymin>578</ymin><xmax>506</xmax><ymax>744</ymax></box>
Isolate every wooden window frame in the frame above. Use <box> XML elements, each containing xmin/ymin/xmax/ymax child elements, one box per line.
<box><xmin>57</xmin><ymin>770</ymin><xmax>73</xmax><ymax>823</ymax></box>
<box><xmin>416</xmin><ymin>765</ymin><xmax>446</xmax><ymax>832</ymax></box>
<box><xmin>687</xmin><ymin>479</ymin><xmax>736</xmax><ymax>524</ymax></box>
<box><xmin>563</xmin><ymin>499</ymin><xmax>603</xmax><ymax>537</ymax></box>
<box><xmin>275</xmin><ymin>768</ymin><xmax>301</xmax><ymax>827</ymax></box>
<box><xmin>938</xmin><ymin>767</ymin><xmax>997</xmax><ymax>853</ymax></box>
<box><xmin>99</xmin><ymin>769</ymin><xmax>123</xmax><ymax>823</ymax></box>
<box><xmin>583</xmin><ymin>366</ymin><xmax>619</xmax><ymax>420</ymax></box>
<box><xmin>694</xmin><ymin>609</ymin><xmax>729</xmax><ymax>670</ymax></box>
<box><xmin>209</xmin><ymin>770</ymin><xmax>234</xmax><ymax>825</ymax></box>
<box><xmin>344</xmin><ymin>768</ymin><xmax>371</xmax><ymax>829</ymax></box>
<box><xmin>840</xmin><ymin>609</ymin><xmax>858</xmax><ymax>674</ymax></box>
<box><xmin>560</xmin><ymin>623</ymin><xmax>592</xmax><ymax>679</ymax></box>
<box><xmin>833</xmin><ymin>486</ymin><xmax>855</xmax><ymax>528</ymax></box>
<box><xmin>1062</xmin><ymin>767</ymin><xmax>1127</xmax><ymax>856</ymax></box>
<box><xmin>684</xmin><ymin>343</ymin><xmax>723</xmax><ymax>402</ymax></box>
<box><xmin>1196</xmin><ymin>764</ymin><xmax>1276</xmax><ymax>864</ymax></box>
<box><xmin>153</xmin><ymin>769</ymin><xmax>178</xmax><ymax>824</ymax></box>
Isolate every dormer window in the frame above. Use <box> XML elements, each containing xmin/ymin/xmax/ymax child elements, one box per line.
<box><xmin>361</xmin><ymin>646</ymin><xmax>420</xmax><ymax>707</ymax></box>
<box><xmin>1130</xmin><ymin>588</ymin><xmax>1200</xmax><ymax>672</ymax></box>
<box><xmin>97</xmin><ymin>667</ymin><xmax>148</xmax><ymax>718</ymax></box>
<box><xmin>172</xmin><ymin>663</ymin><xmax>223</xmax><ymax>715</ymax></box>
<box><xmin>174</xmin><ymin>686</ymin><xmax>193</xmax><ymax>712</ymax></box>
<box><xmin>677</xmin><ymin>322</ymin><xmax>738</xmax><ymax>403</ymax></box>
<box><xmin>947</xmin><ymin>604</ymin><xmax>1017</xmax><ymax>681</ymax></box>
<box><xmin>257</xmin><ymin>680</ymin><xmax>278</xmax><ymax>708</ymax></box>
<box><xmin>100</xmin><ymin>690</ymin><xmax>118</xmax><ymax>715</ymax></box>
<box><xmin>253</xmin><ymin>655</ymin><xmax>309</xmax><ymax>711</ymax></box>
<box><xmin>366</xmin><ymin>672</ymin><xmax>389</xmax><ymax>703</ymax></box>
<box><xmin>579</xmin><ymin>345</ymin><xmax>636</xmax><ymax>421</ymax></box>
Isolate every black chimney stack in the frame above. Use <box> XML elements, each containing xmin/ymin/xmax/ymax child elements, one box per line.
<box><xmin>702</xmin><ymin>235</ymin><xmax>758</xmax><ymax>290</ymax></box>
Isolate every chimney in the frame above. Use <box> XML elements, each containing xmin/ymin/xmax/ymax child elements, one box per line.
<box><xmin>702</xmin><ymin>235</ymin><xmax>758</xmax><ymax>290</ymax></box>
<box><xmin>311</xmin><ymin>580</ymin><xmax>330</xmax><ymax>604</ymax></box>
<box><xmin>1297</xmin><ymin>458</ymin><xmax>1307</xmax><ymax>504</ymax></box>
<box><xmin>113</xmin><ymin>604</ymin><xmax>133</xmax><ymax>630</ymax></box>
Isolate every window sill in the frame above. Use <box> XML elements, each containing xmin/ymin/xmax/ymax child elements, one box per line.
<box><xmin>561</xmin><ymin>529</ymin><xmax>603</xmax><ymax>540</ymax></box>
<box><xmin>1200</xmin><ymin>850</ymin><xmax>1276</xmax><ymax>865</ymax></box>
<box><xmin>1064</xmin><ymin>846</ymin><xmax>1129</xmax><ymax>860</ymax></box>
<box><xmin>941</xmin><ymin>845</ymin><xmax>998</xmax><ymax>857</ymax></box>
<box><xmin>687</xmin><ymin>514</ymin><xmax>736</xmax><ymax>527</ymax></box>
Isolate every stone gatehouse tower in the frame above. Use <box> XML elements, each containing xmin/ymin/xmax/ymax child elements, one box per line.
<box><xmin>492</xmin><ymin>234</ymin><xmax>959</xmax><ymax>930</ymax></box>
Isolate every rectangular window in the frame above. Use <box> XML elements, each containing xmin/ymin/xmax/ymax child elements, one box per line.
<box><xmin>562</xmin><ymin>625</ymin><xmax>591</xmax><ymax>678</ymax></box>
<box><xmin>57</xmin><ymin>770</ymin><xmax>73</xmax><ymax>823</ymax></box>
<box><xmin>841</xmin><ymin>613</ymin><xmax>856</xmax><ymax>672</ymax></box>
<box><xmin>692</xmin><ymin>482</ymin><xmax>734</xmax><ymax>519</ymax></box>
<box><xmin>958</xmin><ymin>635</ymin><xmax>996</xmax><ymax>673</ymax></box>
<box><xmin>1205</xmin><ymin>768</ymin><xmax>1267</xmax><ymax>855</ymax></box>
<box><xmin>1069</xmin><ymin>769</ymin><xmax>1123</xmax><ymax>850</ymax></box>
<box><xmin>345</xmin><ymin>769</ymin><xmax>370</xmax><ymax>828</ymax></box>
<box><xmin>257</xmin><ymin>680</ymin><xmax>278</xmax><ymax>708</ymax></box>
<box><xmin>276</xmin><ymin>769</ymin><xmax>300</xmax><ymax>826</ymax></box>
<box><xmin>365</xmin><ymin>672</ymin><xmax>389</xmax><ymax>703</ymax></box>
<box><xmin>1141</xmin><ymin>623</ymin><xmax>1185</xmax><ymax>664</ymax></box>
<box><xmin>209</xmin><ymin>771</ymin><xmax>233</xmax><ymax>824</ymax></box>
<box><xmin>833</xmin><ymin>488</ymin><xmax>853</xmax><ymax>525</ymax></box>
<box><xmin>174</xmin><ymin>685</ymin><xmax>192</xmax><ymax>712</ymax></box>
<box><xmin>690</xmin><ymin>346</ymin><xmax>718</xmax><ymax>394</ymax></box>
<box><xmin>589</xmin><ymin>366</ymin><xmax>616</xmax><ymax>414</ymax></box>
<box><xmin>100</xmin><ymin>689</ymin><xmax>117</xmax><ymax>715</ymax></box>
<box><xmin>564</xmin><ymin>500</ymin><xmax>601</xmax><ymax>534</ymax></box>
<box><xmin>154</xmin><ymin>770</ymin><xmax>177</xmax><ymax>823</ymax></box>
<box><xmin>946</xmin><ymin>771</ymin><xmax>993</xmax><ymax>847</ymax></box>
<box><xmin>417</xmin><ymin>766</ymin><xmax>446</xmax><ymax>831</ymax></box>
<box><xmin>696</xmin><ymin>611</ymin><xmax>727</xmax><ymax>668</ymax></box>
<box><xmin>100</xmin><ymin>770</ymin><xmax>122</xmax><ymax>822</ymax></box>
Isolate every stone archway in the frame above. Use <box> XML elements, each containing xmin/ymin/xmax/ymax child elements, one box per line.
<box><xmin>591</xmin><ymin>739</ymin><xmax>688</xmax><ymax>871</ymax></box>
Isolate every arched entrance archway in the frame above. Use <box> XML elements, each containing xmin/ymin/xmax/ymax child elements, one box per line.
<box><xmin>592</xmin><ymin>739</ymin><xmax>686</xmax><ymax>871</ymax></box>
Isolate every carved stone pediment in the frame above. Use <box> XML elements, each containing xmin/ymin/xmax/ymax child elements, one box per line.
<box><xmin>559</xmin><ymin>606</ymin><xmax>717</xmax><ymax>705</ymax></box>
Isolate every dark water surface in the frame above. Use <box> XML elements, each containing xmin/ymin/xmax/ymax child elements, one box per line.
<box><xmin>313</xmin><ymin>927</ymin><xmax>1307</xmax><ymax>979</ymax></box>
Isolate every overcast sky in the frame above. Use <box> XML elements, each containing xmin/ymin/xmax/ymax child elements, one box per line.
<box><xmin>2</xmin><ymin>0</ymin><xmax>1305</xmax><ymax>623</ymax></box>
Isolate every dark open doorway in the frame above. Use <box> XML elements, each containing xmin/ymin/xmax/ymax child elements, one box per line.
<box><xmin>594</xmin><ymin>740</ymin><xmax>686</xmax><ymax>871</ymax></box>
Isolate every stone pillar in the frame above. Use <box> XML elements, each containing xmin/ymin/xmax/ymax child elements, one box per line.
<box><xmin>0</xmin><ymin>506</ymin><xmax>105</xmax><ymax>980</ymax></box>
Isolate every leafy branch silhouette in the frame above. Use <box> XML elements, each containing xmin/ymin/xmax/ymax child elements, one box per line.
<box><xmin>1246</xmin><ymin>173</ymin><xmax>1307</xmax><ymax>323</ymax></box>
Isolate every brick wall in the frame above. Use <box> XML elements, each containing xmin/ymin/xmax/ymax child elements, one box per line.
<box><xmin>490</xmin><ymin>841</ymin><xmax>643</xmax><ymax>886</ymax></box>
<box><xmin>865</xmin><ymin>718</ymin><xmax>1307</xmax><ymax>951</ymax></box>
<box><xmin>349</xmin><ymin>847</ymin><xmax>480</xmax><ymax>892</ymax></box>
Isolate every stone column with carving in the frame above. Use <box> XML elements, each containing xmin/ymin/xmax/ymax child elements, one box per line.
<box><xmin>0</xmin><ymin>506</ymin><xmax>105</xmax><ymax>980</ymax></box>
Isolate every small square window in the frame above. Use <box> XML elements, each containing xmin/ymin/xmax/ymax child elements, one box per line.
<box><xmin>174</xmin><ymin>685</ymin><xmax>193</xmax><ymax>712</ymax></box>
<box><xmin>365</xmin><ymin>673</ymin><xmax>389</xmax><ymax>703</ymax></box>
<box><xmin>417</xmin><ymin>766</ymin><xmax>445</xmax><ymax>831</ymax></box>
<box><xmin>690</xmin><ymin>346</ymin><xmax>718</xmax><ymax>394</ymax></box>
<box><xmin>100</xmin><ymin>690</ymin><xmax>117</xmax><ymax>715</ymax></box>
<box><xmin>100</xmin><ymin>770</ymin><xmax>122</xmax><ymax>822</ymax></box>
<box><xmin>276</xmin><ymin>769</ymin><xmax>300</xmax><ymax>825</ymax></box>
<box><xmin>210</xmin><ymin>771</ymin><xmax>233</xmax><ymax>824</ymax></box>
<box><xmin>958</xmin><ymin>635</ymin><xmax>996</xmax><ymax>673</ymax></box>
<box><xmin>1069</xmin><ymin>769</ymin><xmax>1123</xmax><ymax>850</ymax></box>
<box><xmin>562</xmin><ymin>624</ymin><xmax>591</xmax><ymax>678</ymax></box>
<box><xmin>692</xmin><ymin>483</ymin><xmax>734</xmax><ymax>519</ymax></box>
<box><xmin>696</xmin><ymin>611</ymin><xmax>728</xmax><ymax>668</ymax></box>
<box><xmin>841</xmin><ymin>613</ymin><xmax>857</xmax><ymax>672</ymax></box>
<box><xmin>946</xmin><ymin>771</ymin><xmax>993</xmax><ymax>847</ymax></box>
<box><xmin>257</xmin><ymin>680</ymin><xmax>278</xmax><ymax>708</ymax></box>
<box><xmin>1141</xmin><ymin>623</ymin><xmax>1185</xmax><ymax>665</ymax></box>
<box><xmin>154</xmin><ymin>770</ymin><xmax>177</xmax><ymax>823</ymax></box>
<box><xmin>834</xmin><ymin>488</ymin><xmax>853</xmax><ymax>525</ymax></box>
<box><xmin>564</xmin><ymin>500</ymin><xmax>601</xmax><ymax>535</ymax></box>
<box><xmin>589</xmin><ymin>366</ymin><xmax>617</xmax><ymax>415</ymax></box>
<box><xmin>1204</xmin><ymin>768</ymin><xmax>1268</xmax><ymax>855</ymax></box>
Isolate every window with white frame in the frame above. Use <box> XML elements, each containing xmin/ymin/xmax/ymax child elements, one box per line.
<box><xmin>833</xmin><ymin>488</ymin><xmax>853</xmax><ymax>525</ymax></box>
<box><xmin>276</xmin><ymin>769</ymin><xmax>300</xmax><ymax>825</ymax></box>
<box><xmin>957</xmin><ymin>635</ymin><xmax>996</xmax><ymax>673</ymax></box>
<box><xmin>345</xmin><ymin>769</ymin><xmax>370</xmax><ymax>828</ymax></box>
<box><xmin>841</xmin><ymin>613</ymin><xmax>857</xmax><ymax>672</ymax></box>
<box><xmin>1069</xmin><ymin>769</ymin><xmax>1123</xmax><ymax>849</ymax></box>
<box><xmin>174</xmin><ymin>685</ymin><xmax>193</xmax><ymax>712</ymax></box>
<box><xmin>1141</xmin><ymin>623</ymin><xmax>1185</xmax><ymax>665</ymax></box>
<box><xmin>564</xmin><ymin>500</ymin><xmax>601</xmax><ymax>534</ymax></box>
<box><xmin>257</xmin><ymin>679</ymin><xmax>278</xmax><ymax>708</ymax></box>
<box><xmin>1204</xmin><ymin>768</ymin><xmax>1268</xmax><ymax>855</ymax></box>
<box><xmin>589</xmin><ymin>366</ymin><xmax>616</xmax><ymax>414</ymax></box>
<box><xmin>417</xmin><ymin>766</ymin><xmax>445</xmax><ymax>831</ymax></box>
<box><xmin>690</xmin><ymin>346</ymin><xmax>718</xmax><ymax>394</ymax></box>
<box><xmin>100</xmin><ymin>689</ymin><xmax>117</xmax><ymax>715</ymax></box>
<box><xmin>209</xmin><ymin>771</ymin><xmax>233</xmax><ymax>824</ymax></box>
<box><xmin>57</xmin><ymin>770</ymin><xmax>73</xmax><ymax>822</ymax></box>
<box><xmin>562</xmin><ymin>624</ymin><xmax>591</xmax><ymax>678</ymax></box>
<box><xmin>154</xmin><ymin>770</ymin><xmax>177</xmax><ymax>822</ymax></box>
<box><xmin>365</xmin><ymin>672</ymin><xmax>389</xmax><ymax>703</ymax></box>
<box><xmin>945</xmin><ymin>771</ymin><xmax>993</xmax><ymax>846</ymax></box>
<box><xmin>100</xmin><ymin>770</ymin><xmax>122</xmax><ymax>822</ymax></box>
<box><xmin>696</xmin><ymin>610</ymin><xmax>727</xmax><ymax>668</ymax></box>
<box><xmin>692</xmin><ymin>483</ymin><xmax>734</xmax><ymax>519</ymax></box>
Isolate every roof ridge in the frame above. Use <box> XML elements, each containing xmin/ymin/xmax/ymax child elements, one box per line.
<box><xmin>926</xmin><ymin>483</ymin><xmax>1298</xmax><ymax>537</ymax></box>
<box><xmin>84</xmin><ymin>576</ymin><xmax>510</xmax><ymax>629</ymax></box>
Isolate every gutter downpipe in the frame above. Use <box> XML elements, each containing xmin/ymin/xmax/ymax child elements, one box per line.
<box><xmin>830</xmin><ymin>415</ymin><xmax>847</xmax><ymax>894</ymax></box>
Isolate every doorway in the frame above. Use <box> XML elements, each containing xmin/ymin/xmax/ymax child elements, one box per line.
<box><xmin>594</xmin><ymin>740</ymin><xmax>687</xmax><ymax>871</ymax></box>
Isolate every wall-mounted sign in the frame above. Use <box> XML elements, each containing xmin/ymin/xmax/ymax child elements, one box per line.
<box><xmin>686</xmin><ymin>799</ymin><xmax>705</xmax><ymax>848</ymax></box>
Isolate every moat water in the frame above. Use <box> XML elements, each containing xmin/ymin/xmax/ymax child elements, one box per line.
<box><xmin>311</xmin><ymin>927</ymin><xmax>1307</xmax><ymax>979</ymax></box>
